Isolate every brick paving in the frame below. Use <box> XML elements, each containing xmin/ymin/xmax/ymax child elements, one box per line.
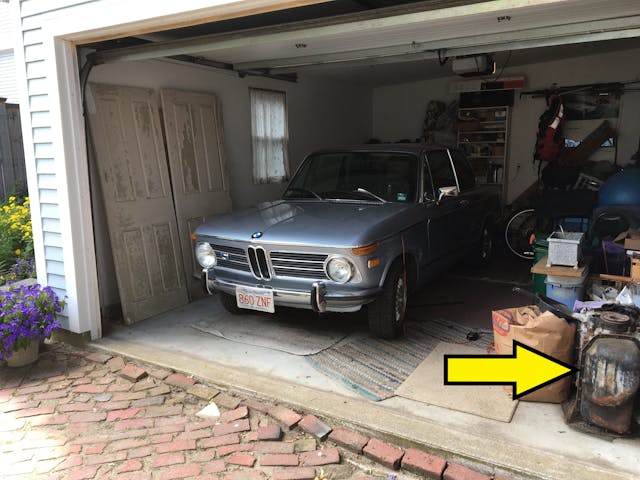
<box><xmin>0</xmin><ymin>343</ymin><xmax>513</xmax><ymax>479</ymax></box>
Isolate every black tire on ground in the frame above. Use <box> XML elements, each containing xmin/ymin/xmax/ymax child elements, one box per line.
<box><xmin>367</xmin><ymin>261</ymin><xmax>407</xmax><ymax>339</ymax></box>
<box><xmin>219</xmin><ymin>292</ymin><xmax>242</xmax><ymax>315</ymax></box>
<box><xmin>476</xmin><ymin>220</ymin><xmax>494</xmax><ymax>265</ymax></box>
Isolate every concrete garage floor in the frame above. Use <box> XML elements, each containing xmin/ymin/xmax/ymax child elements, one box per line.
<box><xmin>94</xmin><ymin>275</ymin><xmax>640</xmax><ymax>480</ymax></box>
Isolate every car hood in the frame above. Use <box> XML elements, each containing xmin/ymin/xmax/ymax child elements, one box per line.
<box><xmin>195</xmin><ymin>200</ymin><xmax>416</xmax><ymax>247</ymax></box>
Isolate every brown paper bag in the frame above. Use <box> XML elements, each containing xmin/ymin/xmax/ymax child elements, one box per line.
<box><xmin>492</xmin><ymin>306</ymin><xmax>575</xmax><ymax>403</ymax></box>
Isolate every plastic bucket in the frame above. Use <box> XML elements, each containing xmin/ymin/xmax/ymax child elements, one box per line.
<box><xmin>545</xmin><ymin>274</ymin><xmax>587</xmax><ymax>312</ymax></box>
<box><xmin>533</xmin><ymin>238</ymin><xmax>549</xmax><ymax>295</ymax></box>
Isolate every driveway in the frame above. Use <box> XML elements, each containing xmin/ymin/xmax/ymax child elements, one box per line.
<box><xmin>2</xmin><ymin>342</ymin><xmax>499</xmax><ymax>480</ymax></box>
<box><xmin>93</xmin><ymin>288</ymin><xmax>639</xmax><ymax>480</ymax></box>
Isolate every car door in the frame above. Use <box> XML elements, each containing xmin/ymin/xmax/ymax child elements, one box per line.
<box><xmin>448</xmin><ymin>149</ymin><xmax>485</xmax><ymax>246</ymax></box>
<box><xmin>423</xmin><ymin>149</ymin><xmax>466</xmax><ymax>262</ymax></box>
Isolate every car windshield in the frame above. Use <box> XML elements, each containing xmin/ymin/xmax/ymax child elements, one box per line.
<box><xmin>283</xmin><ymin>151</ymin><xmax>419</xmax><ymax>203</ymax></box>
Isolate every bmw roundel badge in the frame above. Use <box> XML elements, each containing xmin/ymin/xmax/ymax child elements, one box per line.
<box><xmin>251</xmin><ymin>231</ymin><xmax>263</xmax><ymax>239</ymax></box>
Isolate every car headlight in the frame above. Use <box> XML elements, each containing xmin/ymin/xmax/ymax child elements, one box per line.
<box><xmin>195</xmin><ymin>242</ymin><xmax>216</xmax><ymax>268</ymax></box>
<box><xmin>326</xmin><ymin>257</ymin><xmax>354</xmax><ymax>283</ymax></box>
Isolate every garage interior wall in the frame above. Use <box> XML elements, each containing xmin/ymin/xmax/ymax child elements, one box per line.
<box><xmin>372</xmin><ymin>45</ymin><xmax>640</xmax><ymax>204</ymax></box>
<box><xmin>88</xmin><ymin>59</ymin><xmax>372</xmax><ymax>310</ymax></box>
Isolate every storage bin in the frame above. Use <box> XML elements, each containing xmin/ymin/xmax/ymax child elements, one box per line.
<box><xmin>545</xmin><ymin>274</ymin><xmax>587</xmax><ymax>311</ymax></box>
<box><xmin>533</xmin><ymin>238</ymin><xmax>549</xmax><ymax>295</ymax></box>
<box><xmin>555</xmin><ymin>217</ymin><xmax>590</xmax><ymax>233</ymax></box>
<box><xmin>547</xmin><ymin>231</ymin><xmax>584</xmax><ymax>267</ymax></box>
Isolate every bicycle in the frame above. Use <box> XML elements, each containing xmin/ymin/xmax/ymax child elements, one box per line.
<box><xmin>504</xmin><ymin>208</ymin><xmax>537</xmax><ymax>259</ymax></box>
<box><xmin>503</xmin><ymin>173</ymin><xmax>602</xmax><ymax>260</ymax></box>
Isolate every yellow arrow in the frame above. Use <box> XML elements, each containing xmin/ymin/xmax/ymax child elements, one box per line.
<box><xmin>444</xmin><ymin>340</ymin><xmax>578</xmax><ymax>399</ymax></box>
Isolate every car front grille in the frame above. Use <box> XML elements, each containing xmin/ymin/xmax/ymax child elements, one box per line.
<box><xmin>247</xmin><ymin>246</ymin><xmax>271</xmax><ymax>280</ymax></box>
<box><xmin>211</xmin><ymin>244</ymin><xmax>251</xmax><ymax>272</ymax></box>
<box><xmin>210</xmin><ymin>244</ymin><xmax>329</xmax><ymax>281</ymax></box>
<box><xmin>270</xmin><ymin>251</ymin><xmax>328</xmax><ymax>280</ymax></box>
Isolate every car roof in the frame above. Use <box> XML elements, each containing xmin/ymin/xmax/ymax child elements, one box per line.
<box><xmin>309</xmin><ymin>143</ymin><xmax>451</xmax><ymax>155</ymax></box>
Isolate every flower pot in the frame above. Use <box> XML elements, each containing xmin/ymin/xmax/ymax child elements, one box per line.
<box><xmin>6</xmin><ymin>340</ymin><xmax>39</xmax><ymax>367</ymax></box>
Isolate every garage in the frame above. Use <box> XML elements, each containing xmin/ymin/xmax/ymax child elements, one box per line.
<box><xmin>11</xmin><ymin>0</ymin><xmax>640</xmax><ymax>478</ymax></box>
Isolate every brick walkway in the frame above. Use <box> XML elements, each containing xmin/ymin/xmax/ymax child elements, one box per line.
<box><xmin>1</xmin><ymin>343</ymin><xmax>509</xmax><ymax>480</ymax></box>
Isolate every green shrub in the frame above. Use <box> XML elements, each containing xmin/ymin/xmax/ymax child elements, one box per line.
<box><xmin>0</xmin><ymin>196</ymin><xmax>33</xmax><ymax>269</ymax></box>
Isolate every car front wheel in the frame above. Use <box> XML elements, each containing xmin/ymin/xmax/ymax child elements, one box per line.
<box><xmin>219</xmin><ymin>292</ymin><xmax>242</xmax><ymax>315</ymax></box>
<box><xmin>367</xmin><ymin>261</ymin><xmax>407</xmax><ymax>339</ymax></box>
<box><xmin>477</xmin><ymin>221</ymin><xmax>494</xmax><ymax>265</ymax></box>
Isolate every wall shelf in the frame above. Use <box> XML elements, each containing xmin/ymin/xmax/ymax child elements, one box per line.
<box><xmin>457</xmin><ymin>106</ymin><xmax>510</xmax><ymax>204</ymax></box>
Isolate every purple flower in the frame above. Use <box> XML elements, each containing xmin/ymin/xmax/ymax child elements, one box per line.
<box><xmin>0</xmin><ymin>283</ymin><xmax>63</xmax><ymax>360</ymax></box>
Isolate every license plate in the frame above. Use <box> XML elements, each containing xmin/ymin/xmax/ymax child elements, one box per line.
<box><xmin>235</xmin><ymin>286</ymin><xmax>275</xmax><ymax>313</ymax></box>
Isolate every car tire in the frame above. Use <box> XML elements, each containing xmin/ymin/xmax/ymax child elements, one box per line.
<box><xmin>476</xmin><ymin>220</ymin><xmax>494</xmax><ymax>265</ymax></box>
<box><xmin>368</xmin><ymin>261</ymin><xmax>407</xmax><ymax>339</ymax></box>
<box><xmin>219</xmin><ymin>292</ymin><xmax>242</xmax><ymax>315</ymax></box>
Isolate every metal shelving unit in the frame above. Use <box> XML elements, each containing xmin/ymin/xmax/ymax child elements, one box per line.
<box><xmin>457</xmin><ymin>106</ymin><xmax>510</xmax><ymax>203</ymax></box>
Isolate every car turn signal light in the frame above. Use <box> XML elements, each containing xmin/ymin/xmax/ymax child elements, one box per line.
<box><xmin>352</xmin><ymin>243</ymin><xmax>377</xmax><ymax>256</ymax></box>
<box><xmin>367</xmin><ymin>258</ymin><xmax>380</xmax><ymax>268</ymax></box>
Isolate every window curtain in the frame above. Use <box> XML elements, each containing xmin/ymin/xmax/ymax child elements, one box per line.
<box><xmin>250</xmin><ymin>89</ymin><xmax>289</xmax><ymax>184</ymax></box>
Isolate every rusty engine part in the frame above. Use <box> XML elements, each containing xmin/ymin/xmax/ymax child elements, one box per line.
<box><xmin>564</xmin><ymin>306</ymin><xmax>640</xmax><ymax>436</ymax></box>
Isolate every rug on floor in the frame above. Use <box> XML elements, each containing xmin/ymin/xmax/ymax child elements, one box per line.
<box><xmin>305</xmin><ymin>318</ymin><xmax>493</xmax><ymax>401</ymax></box>
<box><xmin>395</xmin><ymin>342</ymin><xmax>518</xmax><ymax>422</ymax></box>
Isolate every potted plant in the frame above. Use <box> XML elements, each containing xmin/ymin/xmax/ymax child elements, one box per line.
<box><xmin>0</xmin><ymin>283</ymin><xmax>63</xmax><ymax>367</ymax></box>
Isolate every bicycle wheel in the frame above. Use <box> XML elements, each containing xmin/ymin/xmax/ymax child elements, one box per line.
<box><xmin>504</xmin><ymin>208</ymin><xmax>536</xmax><ymax>260</ymax></box>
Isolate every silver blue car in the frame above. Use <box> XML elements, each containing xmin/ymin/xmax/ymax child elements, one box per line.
<box><xmin>194</xmin><ymin>144</ymin><xmax>500</xmax><ymax>338</ymax></box>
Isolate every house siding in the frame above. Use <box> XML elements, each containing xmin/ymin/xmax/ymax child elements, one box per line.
<box><xmin>0</xmin><ymin>51</ymin><xmax>19</xmax><ymax>104</ymax></box>
<box><xmin>16</xmin><ymin>0</ymin><xmax>76</xmax><ymax>325</ymax></box>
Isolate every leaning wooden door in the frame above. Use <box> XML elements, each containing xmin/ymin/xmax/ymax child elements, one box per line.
<box><xmin>88</xmin><ymin>83</ymin><xmax>188</xmax><ymax>324</ymax></box>
<box><xmin>160</xmin><ymin>89</ymin><xmax>232</xmax><ymax>298</ymax></box>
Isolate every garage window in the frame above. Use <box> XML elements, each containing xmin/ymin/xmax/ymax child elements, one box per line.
<box><xmin>250</xmin><ymin>88</ymin><xmax>289</xmax><ymax>183</ymax></box>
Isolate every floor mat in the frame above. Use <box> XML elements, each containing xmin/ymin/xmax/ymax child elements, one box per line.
<box><xmin>305</xmin><ymin>318</ymin><xmax>493</xmax><ymax>401</ymax></box>
<box><xmin>191</xmin><ymin>305</ymin><xmax>350</xmax><ymax>356</ymax></box>
<box><xmin>395</xmin><ymin>342</ymin><xmax>518</xmax><ymax>422</ymax></box>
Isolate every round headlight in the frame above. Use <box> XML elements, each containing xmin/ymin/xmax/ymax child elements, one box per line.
<box><xmin>195</xmin><ymin>242</ymin><xmax>216</xmax><ymax>268</ymax></box>
<box><xmin>326</xmin><ymin>257</ymin><xmax>354</xmax><ymax>283</ymax></box>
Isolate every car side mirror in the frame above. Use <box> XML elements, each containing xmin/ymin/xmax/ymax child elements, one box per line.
<box><xmin>437</xmin><ymin>186</ymin><xmax>459</xmax><ymax>204</ymax></box>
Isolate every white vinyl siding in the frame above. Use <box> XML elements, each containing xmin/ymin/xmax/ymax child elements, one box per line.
<box><xmin>0</xmin><ymin>51</ymin><xmax>19</xmax><ymax>104</ymax></box>
<box><xmin>15</xmin><ymin>5</ymin><xmax>70</xmax><ymax>323</ymax></box>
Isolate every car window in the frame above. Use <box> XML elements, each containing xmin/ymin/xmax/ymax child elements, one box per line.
<box><xmin>426</xmin><ymin>150</ymin><xmax>457</xmax><ymax>192</ymax></box>
<box><xmin>450</xmin><ymin>150</ymin><xmax>476</xmax><ymax>191</ymax></box>
<box><xmin>423</xmin><ymin>156</ymin><xmax>435</xmax><ymax>201</ymax></box>
<box><xmin>285</xmin><ymin>152</ymin><xmax>419</xmax><ymax>203</ymax></box>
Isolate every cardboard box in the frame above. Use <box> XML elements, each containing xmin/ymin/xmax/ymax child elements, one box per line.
<box><xmin>614</xmin><ymin>228</ymin><xmax>640</xmax><ymax>251</ymax></box>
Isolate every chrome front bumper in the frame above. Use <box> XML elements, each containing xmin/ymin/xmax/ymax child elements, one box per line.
<box><xmin>202</xmin><ymin>270</ymin><xmax>379</xmax><ymax>313</ymax></box>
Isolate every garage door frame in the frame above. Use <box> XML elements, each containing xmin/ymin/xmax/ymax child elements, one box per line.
<box><xmin>11</xmin><ymin>0</ymin><xmax>329</xmax><ymax>340</ymax></box>
<box><xmin>12</xmin><ymin>0</ymin><xmax>640</xmax><ymax>339</ymax></box>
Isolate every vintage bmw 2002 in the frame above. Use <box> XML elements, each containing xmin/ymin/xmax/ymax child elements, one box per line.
<box><xmin>194</xmin><ymin>144</ymin><xmax>500</xmax><ymax>338</ymax></box>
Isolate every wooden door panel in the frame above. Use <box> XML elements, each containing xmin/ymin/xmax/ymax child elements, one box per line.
<box><xmin>160</xmin><ymin>89</ymin><xmax>232</xmax><ymax>298</ymax></box>
<box><xmin>88</xmin><ymin>83</ymin><xmax>188</xmax><ymax>324</ymax></box>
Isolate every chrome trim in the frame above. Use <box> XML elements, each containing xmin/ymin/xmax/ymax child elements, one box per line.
<box><xmin>313</xmin><ymin>282</ymin><xmax>327</xmax><ymax>313</ymax></box>
<box><xmin>207</xmin><ymin>278</ymin><xmax>379</xmax><ymax>312</ymax></box>
<box><xmin>246</xmin><ymin>245</ymin><xmax>271</xmax><ymax>280</ymax></box>
<box><xmin>272</xmin><ymin>265</ymin><xmax>324</xmax><ymax>272</ymax></box>
<box><xmin>323</xmin><ymin>254</ymin><xmax>361</xmax><ymax>283</ymax></box>
<box><xmin>446</xmin><ymin>148</ymin><xmax>462</xmax><ymax>193</ymax></box>
<box><xmin>270</xmin><ymin>250</ymin><xmax>328</xmax><ymax>280</ymax></box>
<box><xmin>204</xmin><ymin>269</ymin><xmax>214</xmax><ymax>295</ymax></box>
<box><xmin>204</xmin><ymin>235</ymin><xmax>362</xmax><ymax>249</ymax></box>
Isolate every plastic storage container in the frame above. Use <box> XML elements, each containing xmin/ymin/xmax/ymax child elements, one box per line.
<box><xmin>533</xmin><ymin>238</ymin><xmax>549</xmax><ymax>295</ymax></box>
<box><xmin>545</xmin><ymin>274</ymin><xmax>587</xmax><ymax>311</ymax></box>
<box><xmin>547</xmin><ymin>231</ymin><xmax>584</xmax><ymax>267</ymax></box>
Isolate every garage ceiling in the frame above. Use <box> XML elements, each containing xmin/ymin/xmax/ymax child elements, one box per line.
<box><xmin>85</xmin><ymin>0</ymin><xmax>640</xmax><ymax>86</ymax></box>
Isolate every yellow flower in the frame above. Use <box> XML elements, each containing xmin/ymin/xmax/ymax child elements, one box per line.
<box><xmin>15</xmin><ymin>249</ymin><xmax>21</xmax><ymax>256</ymax></box>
